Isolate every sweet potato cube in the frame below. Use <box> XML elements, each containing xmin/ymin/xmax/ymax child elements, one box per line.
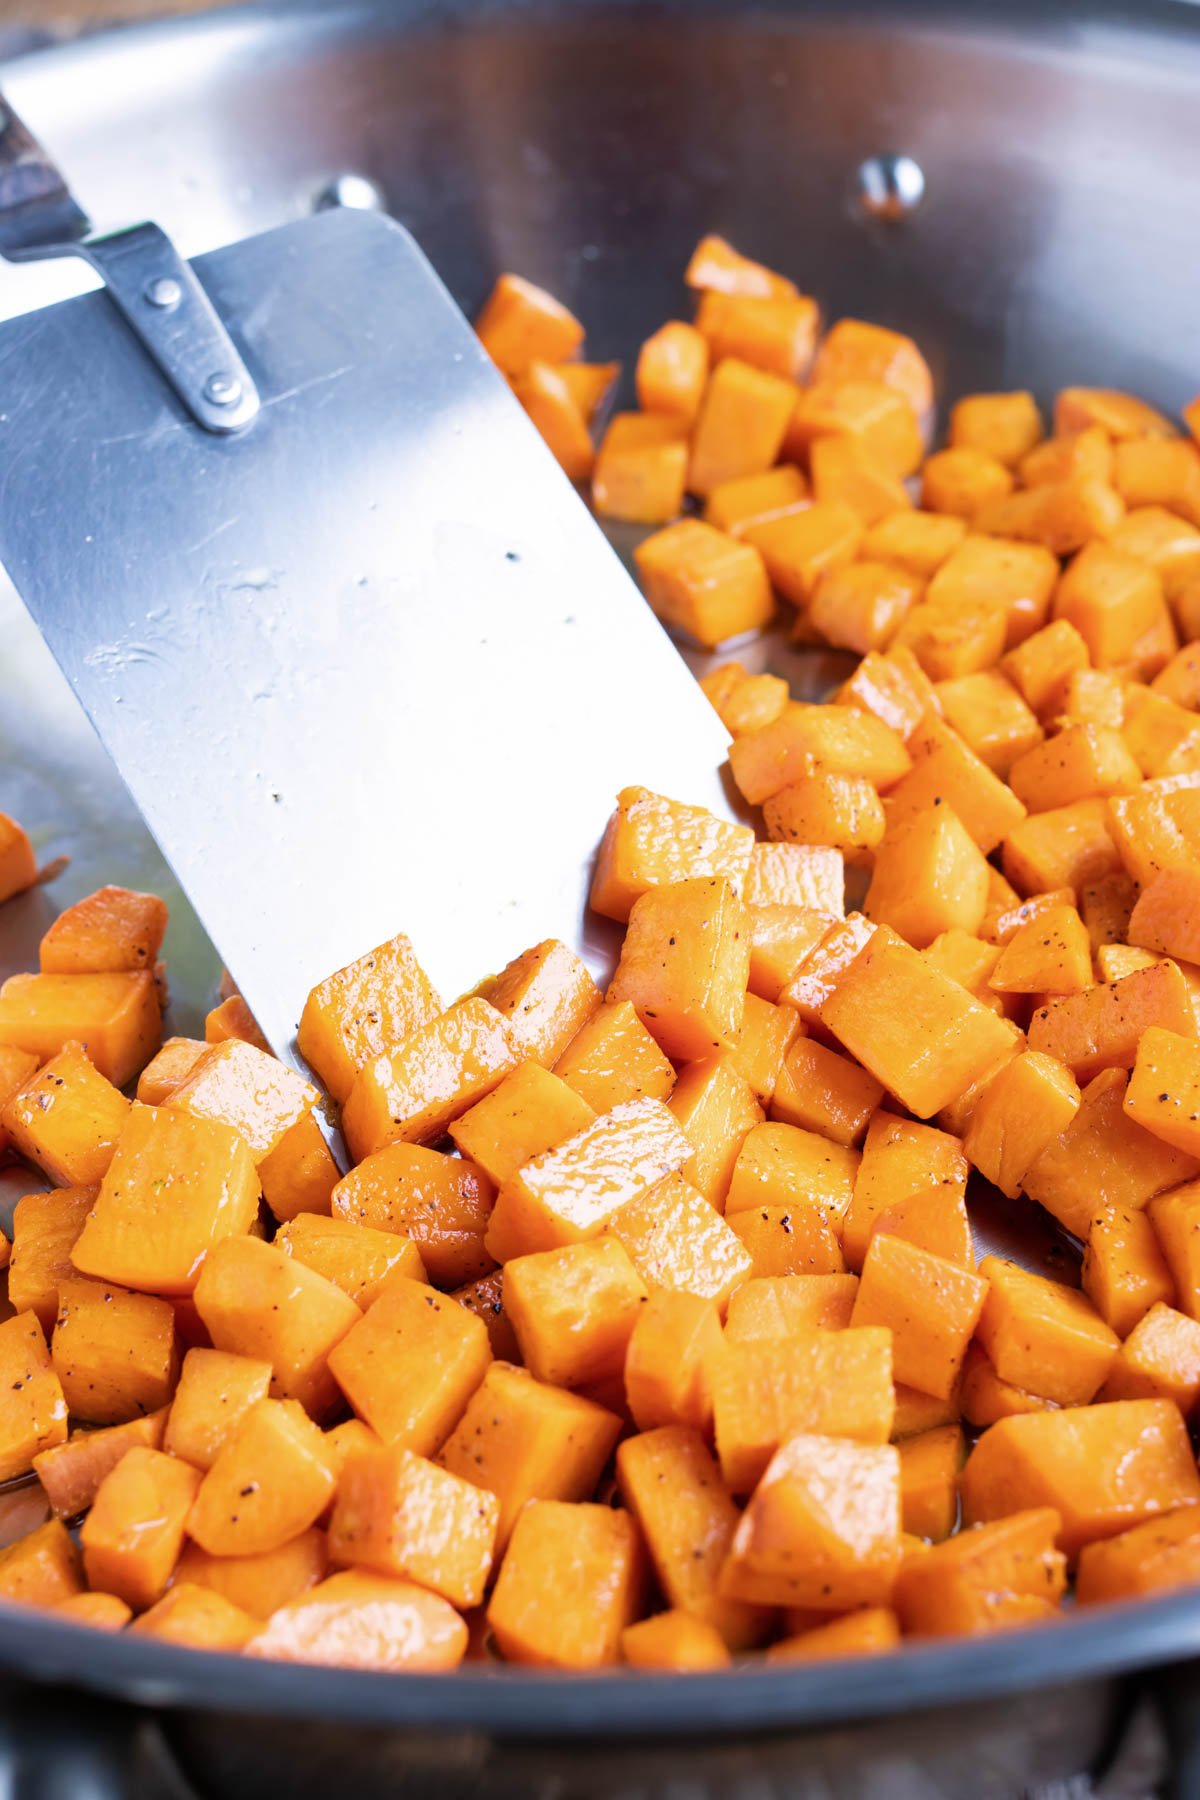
<box><xmin>589</xmin><ymin>786</ymin><xmax>754</xmax><ymax>924</ymax></box>
<box><xmin>1082</xmin><ymin>1204</ymin><xmax>1175</xmax><ymax>1337</ymax></box>
<box><xmin>1125</xmin><ymin>1025</ymin><xmax>1200</xmax><ymax>1157</ymax></box>
<box><xmin>950</xmin><ymin>390</ymin><xmax>1043</xmax><ymax>467</ymax></box>
<box><xmin>1028</xmin><ymin>960</ymin><xmax>1196</xmax><ymax>1081</ymax></box>
<box><xmin>726</xmin><ymin>1120</ymin><xmax>859</xmax><ymax>1223</ymax></box>
<box><xmin>276</xmin><ymin>1213</ymin><xmax>426</xmax><ymax>1309</ymax></box>
<box><xmin>188</xmin><ymin>1397</ymin><xmax>336</xmax><ymax>1557</ymax></box>
<box><xmin>81</xmin><ymin>1446</ymin><xmax>200</xmax><ymax>1610</ymax></box>
<box><xmin>72</xmin><ymin>1104</ymin><xmax>260</xmax><ymax>1297</ymax></box>
<box><xmin>341</xmin><ymin>997</ymin><xmax>520</xmax><ymax>1161</ymax></box>
<box><xmin>484</xmin><ymin>1097</ymin><xmax>690</xmax><ymax>1262</ymax></box>
<box><xmin>194</xmin><ymin>1236</ymin><xmax>360</xmax><ymax>1418</ymax></box>
<box><xmin>622</xmin><ymin>1290</ymin><xmax>725</xmax><ymax>1433</ymax></box>
<box><xmin>438</xmin><ymin>1361</ymin><xmax>620</xmax><ymax>1553</ymax></box>
<box><xmin>486</xmin><ymin>1504</ymin><xmax>646</xmax><ymax>1674</ymax></box>
<box><xmin>452</xmin><ymin>1270</ymin><xmax>520</xmax><ymax>1362</ymax></box>
<box><xmin>934</xmin><ymin>670</ymin><xmax>1042</xmax><ymax>776</ymax></box>
<box><xmin>807</xmin><ymin>560</ymin><xmax>920</xmax><ymax>655</ymax></box>
<box><xmin>713</xmin><ymin>1326</ymin><xmax>893</xmax><ymax>1492</ymax></box>
<box><xmin>474</xmin><ymin>938</ymin><xmax>600</xmax><ymax>1067</ymax></box>
<box><xmin>1129</xmin><ymin>865</ymin><xmax>1200</xmax><ymax>964</ymax></box>
<box><xmin>608</xmin><ymin>1172</ymin><xmax>753</xmax><ymax>1304</ymax></box>
<box><xmin>166</xmin><ymin>1039</ymin><xmax>317</xmax><ymax>1165</ymax></box>
<box><xmin>1009</xmin><ymin>726</ymin><xmax>1142</xmax><ymax>816</ymax></box>
<box><xmin>697</xmin><ymin>290</ymin><xmax>819</xmax><ymax>381</ymax></box>
<box><xmin>731</xmin><ymin>702</ymin><xmax>910</xmax><ymax>807</ymax></box>
<box><xmin>0</xmin><ymin>971</ymin><xmax>160</xmax><ymax>1088</ymax></box>
<box><xmin>1025</xmin><ymin>1069</ymin><xmax>1199</xmax><ymax>1239</ymax></box>
<box><xmin>975</xmin><ymin>474</ymin><xmax>1125</xmax><ymax>556</ymax></box>
<box><xmin>1056</xmin><ymin>387</ymin><xmax>1175</xmax><ymax>441</ymax></box>
<box><xmin>34</xmin><ymin>1409</ymin><xmax>166</xmax><ymax>1516</ymax></box>
<box><xmin>1123</xmin><ymin>688</ymin><xmax>1200</xmax><ymax>778</ymax></box>
<box><xmin>553</xmin><ymin>999</ymin><xmax>675</xmax><ymax>1114</ymax></box>
<box><xmin>867</xmin><ymin>1184</ymin><xmax>974</xmax><ymax>1271</ymax></box>
<box><xmin>687</xmin><ymin>358</ymin><xmax>797</xmax><ymax>497</ymax></box>
<box><xmin>633</xmin><ymin>519</ymin><xmax>774</xmax><ymax>646</ymax></box>
<box><xmin>899</xmin><ymin>1423</ymin><xmax>964</xmax><ymax>1542</ymax></box>
<box><xmin>593</xmin><ymin>413</ymin><xmax>688</xmax><ymax>524</ymax></box>
<box><xmin>729</xmin><ymin>991</ymin><xmax>799</xmax><ymax>1100</ymax></box>
<box><xmin>720</xmin><ymin>1433</ymin><xmax>901</xmax><ymax>1610</ymax></box>
<box><xmin>812</xmin><ymin>317</ymin><xmax>933</xmax><ymax>416</ymax></box>
<box><xmin>329</xmin><ymin>1443</ymin><xmax>498</xmax><ymax>1606</ymax></box>
<box><xmin>861</xmin><ymin>510</ymin><xmax>966</xmax><ymax>579</ymax></box>
<box><xmin>834</xmin><ymin>650</ymin><xmax>930</xmax><ymax>741</ymax></box>
<box><xmin>1153</xmin><ymin>641</ymin><xmax>1200</xmax><ymax>708</ymax></box>
<box><xmin>821</xmin><ymin>925</ymin><xmax>1018</xmax><ymax>1120</ymax></box>
<box><xmin>622</xmin><ymin>1610</ymin><xmax>732</xmax><ymax>1670</ymax></box>
<box><xmin>130</xmin><ymin>1584</ymin><xmax>257</xmax><ymax>1651</ymax></box>
<box><xmin>891</xmin><ymin>595</ymin><xmax>1008</xmax><ymax>681</ymax></box>
<box><xmin>8</xmin><ymin>1187</ymin><xmax>95</xmax><ymax>1330</ymax></box>
<box><xmin>0</xmin><ymin>1043</ymin><xmax>37</xmax><ymax>1158</ymax></box>
<box><xmin>204</xmin><ymin>994</ymin><xmax>270</xmax><ymax>1052</ymax></box>
<box><xmin>961</xmin><ymin>1399</ymin><xmax>1200</xmax><ymax>1556</ymax></box>
<box><xmin>607</xmin><ymin>877</ymin><xmax>750</xmax><ymax>1063</ymax></box>
<box><xmin>1002</xmin><ymin>797</ymin><xmax>1121</xmax><ymax>896</ymax></box>
<box><xmin>926</xmin><ymin>535</ymin><xmax>1059</xmax><ymax>650</ymax></box>
<box><xmin>2</xmin><ymin>1044</ymin><xmax>129</xmax><ymax>1195</ymax></box>
<box><xmin>0</xmin><ymin>812</ymin><xmax>37</xmax><ymax>905</ymax></box>
<box><xmin>636</xmin><ymin>320</ymin><xmax>709</xmax><ymax>422</ymax></box>
<box><xmin>724</xmin><ymin>1273</ymin><xmax>860</xmax><ymax>1339</ymax></box>
<box><xmin>1000</xmin><ymin>618</ymin><xmax>1091</xmax><ymax>717</ymax></box>
<box><xmin>726</xmin><ymin>1203</ymin><xmax>845</xmax><ymax>1277</ymax></box>
<box><xmin>779</xmin><ymin>913</ymin><xmax>874</xmax><ymax>1026</ymax></box>
<box><xmin>963</xmin><ymin>1050</ymin><xmax>1081</xmax><ymax>1197</ymax></box>
<box><xmin>257</xmin><ymin>1110</ymin><xmax>340</xmax><ymax>1224</ymax></box>
<box><xmin>959</xmin><ymin>1344</ymin><xmax>1056</xmax><ymax>1429</ymax></box>
<box><xmin>744</xmin><ymin>842</ymin><xmax>845</xmax><ymax>912</ymax></box>
<box><xmin>976</xmin><ymin>1257</ymin><xmax>1118</xmax><ymax>1406</ymax></box>
<box><xmin>686</xmin><ymin>236</ymin><xmax>799</xmax><ymax>300</ymax></box>
<box><xmin>700</xmin><ymin>659</ymin><xmax>790</xmax><ymax>733</ymax></box>
<box><xmin>768</xmin><ymin>1607</ymin><xmax>901</xmax><ymax>1663</ymax></box>
<box><xmin>894</xmin><ymin>1508</ymin><xmax>1065</xmax><ymax>1637</ymax></box>
<box><xmin>668</xmin><ymin>1051</ymin><xmax>763</xmax><ymax>1205</ymax></box>
<box><xmin>617</xmin><ymin>1425</ymin><xmax>768</xmax><ymax>1650</ymax></box>
<box><xmin>922</xmin><ymin>445</ymin><xmax>1013</xmax><ymax>519</ymax></box>
<box><xmin>503</xmin><ymin>1238</ymin><xmax>648</xmax><ymax>1387</ymax></box>
<box><xmin>51</xmin><ymin>1276</ymin><xmax>176</xmax><ymax>1426</ymax></box>
<box><xmin>513</xmin><ymin>358</ymin><xmax>595</xmax><ymax>482</ymax></box>
<box><xmin>771</xmin><ymin>1036</ymin><xmax>883</xmax><ymax>1148</ymax></box>
<box><xmin>887</xmin><ymin>713</ymin><xmax>1026</xmax><ymax>854</ymax></box>
<box><xmin>474</xmin><ymin>272</ymin><xmax>583</xmax><ymax>376</ymax></box>
<box><xmin>852</xmin><ymin>1235</ymin><xmax>987</xmax><ymax>1400</ymax></box>
<box><xmin>705</xmin><ymin>465</ymin><xmax>809</xmax><ymax>539</ymax></box>
<box><xmin>172</xmin><ymin>1529</ymin><xmax>327</xmax><ymax>1619</ymax></box>
<box><xmin>1113</xmin><ymin>438</ymin><xmax>1200</xmax><ymax>528</ymax></box>
<box><xmin>808</xmin><ymin>433</ymin><xmax>912</xmax><ymax>526</ymax></box>
<box><xmin>39</xmin><ymin>886</ymin><xmax>167</xmax><ymax>976</ymax></box>
<box><xmin>0</xmin><ymin>1313</ymin><xmax>67</xmax><ymax>1480</ymax></box>
<box><xmin>1077</xmin><ymin>1506</ymin><xmax>1200</xmax><ymax>1606</ymax></box>
<box><xmin>762</xmin><ymin>773</ymin><xmax>886</xmax><ymax>862</ymax></box>
<box><xmin>0</xmin><ymin>1518</ymin><xmax>81</xmax><ymax>1607</ymax></box>
<box><xmin>135</xmin><ymin>1036</ymin><xmax>206</xmax><ymax>1106</ymax></box>
<box><xmin>297</xmin><ymin>930</ymin><xmax>441</xmax><ymax>1104</ymax></box>
<box><xmin>1052</xmin><ymin>540</ymin><xmax>1163</xmax><ymax>666</ymax></box>
<box><xmin>328</xmin><ymin>1278</ymin><xmax>490</xmax><ymax>1451</ymax></box>
<box><xmin>55</xmin><ymin>1592</ymin><xmax>131</xmax><ymax>1631</ymax></box>
<box><xmin>164</xmin><ymin>1346</ymin><xmax>272</xmax><ymax>1472</ymax></box>
<box><xmin>331</xmin><ymin>1142</ymin><xmax>495</xmax><ymax>1288</ymax></box>
<box><xmin>786</xmin><ymin>377</ymin><xmax>923</xmax><ymax>480</ymax></box>
<box><xmin>1101</xmin><ymin>1303</ymin><xmax>1200</xmax><ymax>1414</ymax></box>
<box><xmin>247</xmin><ymin>1568</ymin><xmax>467</xmax><ymax>1671</ymax></box>
<box><xmin>865</xmin><ymin>806</ymin><xmax>989</xmax><ymax>949</ymax></box>
<box><xmin>743</xmin><ymin>501</ymin><xmax>866</xmax><ymax>608</ymax></box>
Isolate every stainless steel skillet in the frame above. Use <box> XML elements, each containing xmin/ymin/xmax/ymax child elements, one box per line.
<box><xmin>0</xmin><ymin>2</ymin><xmax>1199</xmax><ymax>1793</ymax></box>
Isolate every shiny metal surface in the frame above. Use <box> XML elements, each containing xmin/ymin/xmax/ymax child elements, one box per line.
<box><xmin>0</xmin><ymin>0</ymin><xmax>1198</xmax><ymax>1776</ymax></box>
<box><xmin>0</xmin><ymin>98</ymin><xmax>260</xmax><ymax>431</ymax></box>
<box><xmin>0</xmin><ymin>206</ymin><xmax>729</xmax><ymax>1059</ymax></box>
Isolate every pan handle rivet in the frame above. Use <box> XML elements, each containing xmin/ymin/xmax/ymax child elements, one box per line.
<box><xmin>855</xmin><ymin>153</ymin><xmax>925</xmax><ymax>222</ymax></box>
<box><xmin>144</xmin><ymin>275</ymin><xmax>182</xmax><ymax>309</ymax></box>
<box><xmin>204</xmin><ymin>372</ymin><xmax>244</xmax><ymax>407</ymax></box>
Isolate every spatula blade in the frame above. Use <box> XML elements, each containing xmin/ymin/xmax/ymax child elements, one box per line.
<box><xmin>0</xmin><ymin>209</ymin><xmax>731</xmax><ymax>1059</ymax></box>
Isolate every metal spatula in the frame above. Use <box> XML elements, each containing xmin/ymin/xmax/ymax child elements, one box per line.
<box><xmin>0</xmin><ymin>100</ymin><xmax>731</xmax><ymax>1061</ymax></box>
